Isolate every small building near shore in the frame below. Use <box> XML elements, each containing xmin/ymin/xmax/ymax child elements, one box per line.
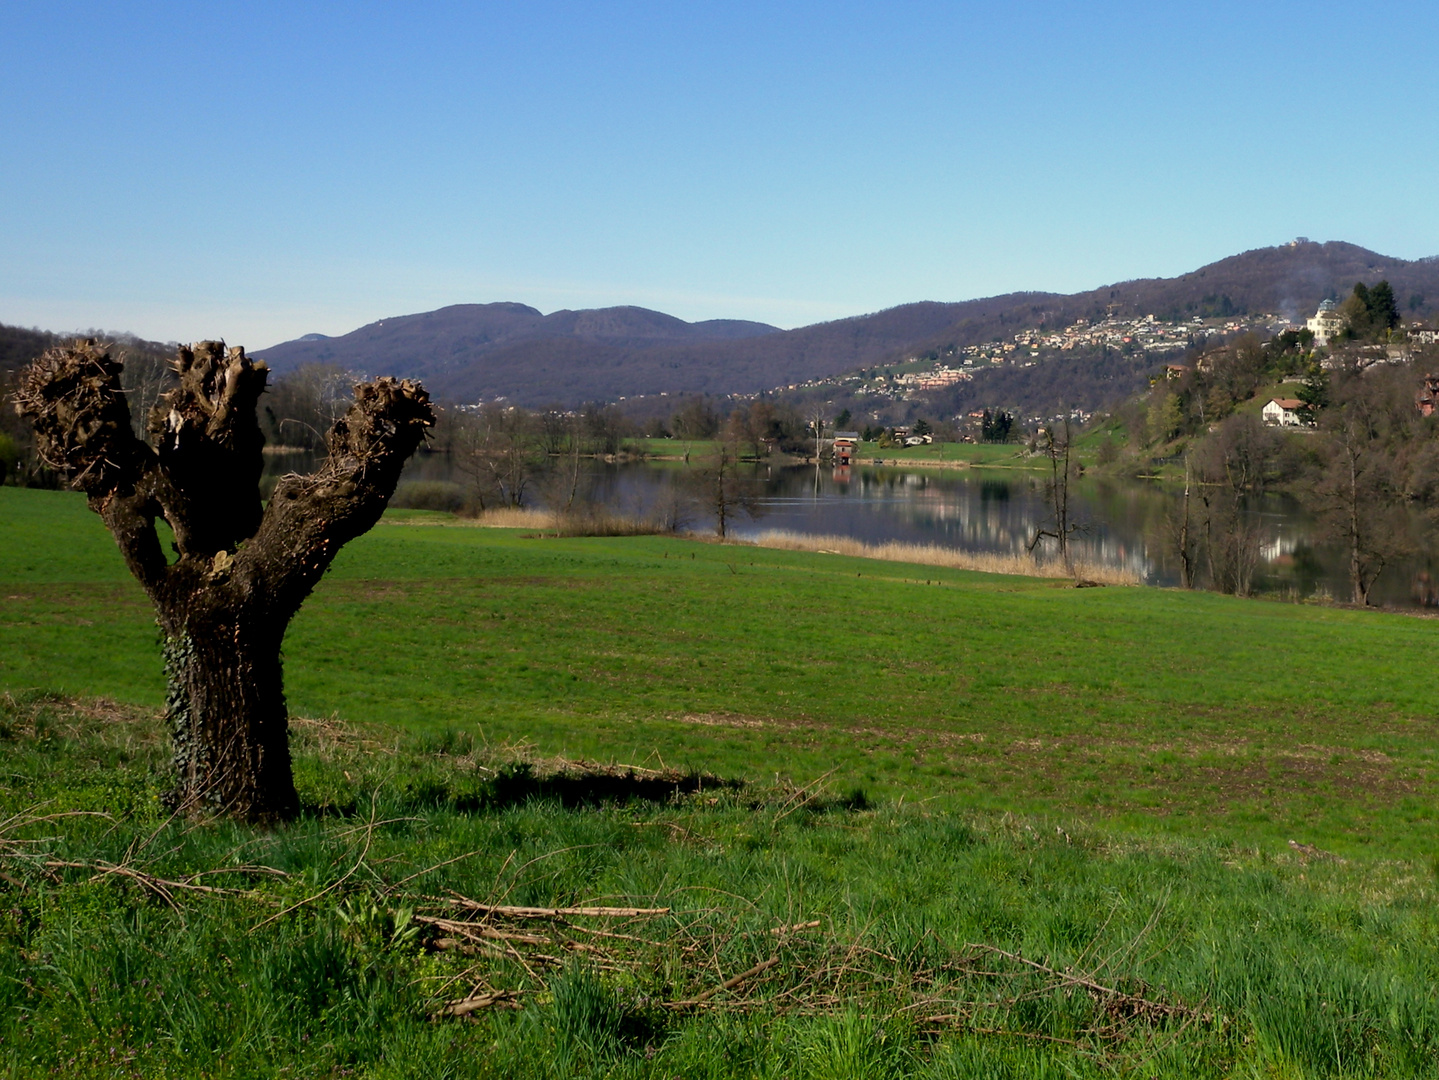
<box><xmin>832</xmin><ymin>431</ymin><xmax>861</xmax><ymax>465</ymax></box>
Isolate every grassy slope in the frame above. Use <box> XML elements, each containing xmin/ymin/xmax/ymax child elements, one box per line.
<box><xmin>7</xmin><ymin>700</ymin><xmax>1438</xmax><ymax>1079</ymax></box>
<box><xmin>6</xmin><ymin>487</ymin><xmax>1439</xmax><ymax>1077</ymax></box>
<box><xmin>3</xmin><ymin>487</ymin><xmax>1437</xmax><ymax>859</ymax></box>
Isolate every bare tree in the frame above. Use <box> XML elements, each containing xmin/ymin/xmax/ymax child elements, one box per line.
<box><xmin>1027</xmin><ymin>418</ymin><xmax>1083</xmax><ymax>577</ymax></box>
<box><xmin>1165</xmin><ymin>453</ymin><xmax>1198</xmax><ymax>589</ymax></box>
<box><xmin>114</xmin><ymin>337</ymin><xmax>179</xmax><ymax>440</ymax></box>
<box><xmin>1308</xmin><ymin>384</ymin><xmax>1413</xmax><ymax>604</ymax></box>
<box><xmin>580</xmin><ymin>404</ymin><xmax>630</xmax><ymax>456</ymax></box>
<box><xmin>538</xmin><ymin>407</ymin><xmax>571</xmax><ymax>458</ymax></box>
<box><xmin>1192</xmin><ymin>414</ymin><xmax>1280</xmax><ymax>597</ymax></box>
<box><xmin>532</xmin><ymin>411</ymin><xmax>588</xmax><ymax>524</ymax></box>
<box><xmin>690</xmin><ymin>437</ymin><xmax>762</xmax><ymax>538</ymax></box>
<box><xmin>456</xmin><ymin>404</ymin><xmax>546</xmax><ymax>509</ymax></box>
<box><xmin>15</xmin><ymin>340</ymin><xmax>432</xmax><ymax>820</ymax></box>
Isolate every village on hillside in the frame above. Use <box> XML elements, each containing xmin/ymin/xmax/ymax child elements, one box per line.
<box><xmin>765</xmin><ymin>310</ymin><xmax>1289</xmax><ymax>407</ymax></box>
<box><xmin>760</xmin><ymin>300</ymin><xmax>1439</xmax><ymax>432</ymax></box>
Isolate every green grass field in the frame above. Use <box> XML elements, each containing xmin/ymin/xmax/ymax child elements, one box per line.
<box><xmin>624</xmin><ymin>435</ymin><xmax>1046</xmax><ymax>469</ymax></box>
<box><xmin>855</xmin><ymin>441</ymin><xmax>1041</xmax><ymax>468</ymax></box>
<box><xmin>6</xmin><ymin>487</ymin><xmax>1435</xmax><ymax>858</ymax></box>
<box><xmin>624</xmin><ymin>436</ymin><xmax>722</xmax><ymax>458</ymax></box>
<box><xmin>4</xmin><ymin>486</ymin><xmax>1439</xmax><ymax>1077</ymax></box>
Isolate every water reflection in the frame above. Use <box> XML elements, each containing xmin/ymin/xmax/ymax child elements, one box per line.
<box><xmin>264</xmin><ymin>450</ymin><xmax>1435</xmax><ymax>608</ymax></box>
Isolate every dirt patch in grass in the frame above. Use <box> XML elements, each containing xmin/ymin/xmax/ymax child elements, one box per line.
<box><xmin>678</xmin><ymin>712</ymin><xmax>772</xmax><ymax>730</ymax></box>
<box><xmin>1189</xmin><ymin>754</ymin><xmax>1417</xmax><ymax>803</ymax></box>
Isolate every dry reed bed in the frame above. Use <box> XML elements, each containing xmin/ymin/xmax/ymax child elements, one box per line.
<box><xmin>464</xmin><ymin>507</ymin><xmax>559</xmax><ymax>530</ymax></box>
<box><xmin>396</xmin><ymin>509</ymin><xmax>1139</xmax><ymax>583</ymax></box>
<box><xmin>744</xmin><ymin>531</ymin><xmax>1140</xmax><ymax>586</ymax></box>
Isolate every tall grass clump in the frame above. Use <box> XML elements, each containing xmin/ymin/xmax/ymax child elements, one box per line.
<box><xmin>551</xmin><ymin>503</ymin><xmax>669</xmax><ymax>537</ymax></box>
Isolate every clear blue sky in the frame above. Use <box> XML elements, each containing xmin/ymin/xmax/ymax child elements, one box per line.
<box><xmin>3</xmin><ymin>1</ymin><xmax>1436</xmax><ymax>348</ymax></box>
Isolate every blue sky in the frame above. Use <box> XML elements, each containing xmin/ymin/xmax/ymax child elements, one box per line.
<box><xmin>2</xmin><ymin>1</ymin><xmax>1436</xmax><ymax>348</ymax></box>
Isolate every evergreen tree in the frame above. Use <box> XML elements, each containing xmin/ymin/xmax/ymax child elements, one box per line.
<box><xmin>1297</xmin><ymin>361</ymin><xmax>1329</xmax><ymax>425</ymax></box>
<box><xmin>1367</xmin><ymin>281</ymin><xmax>1400</xmax><ymax>332</ymax></box>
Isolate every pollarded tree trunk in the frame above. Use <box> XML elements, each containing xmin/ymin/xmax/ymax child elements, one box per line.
<box><xmin>161</xmin><ymin>607</ymin><xmax>295</xmax><ymax>819</ymax></box>
<box><xmin>16</xmin><ymin>340</ymin><xmax>432</xmax><ymax>820</ymax></box>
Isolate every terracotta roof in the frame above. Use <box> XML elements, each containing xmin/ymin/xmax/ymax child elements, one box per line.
<box><xmin>1268</xmin><ymin>398</ymin><xmax>1303</xmax><ymax>410</ymax></box>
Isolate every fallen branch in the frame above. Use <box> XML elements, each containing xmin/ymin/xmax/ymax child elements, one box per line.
<box><xmin>42</xmin><ymin>859</ymin><xmax>281</xmax><ymax>908</ymax></box>
<box><xmin>435</xmin><ymin>990</ymin><xmax>523</xmax><ymax>1018</ymax></box>
<box><xmin>441</xmin><ymin>897</ymin><xmax>671</xmax><ymax>919</ymax></box>
<box><xmin>771</xmin><ymin>768</ymin><xmax>839</xmax><ymax>824</ymax></box>
<box><xmin>965</xmin><ymin>944</ymin><xmax>1207</xmax><ymax>1025</ymax></box>
<box><xmin>252</xmin><ymin>801</ymin><xmax>389</xmax><ymax>931</ymax></box>
<box><xmin>770</xmin><ymin>919</ymin><xmax>822</xmax><ymax>936</ymax></box>
<box><xmin>418</xmin><ymin>915</ymin><xmax>550</xmax><ymax>946</ymax></box>
<box><xmin>668</xmin><ymin>956</ymin><xmax>780</xmax><ymax>1009</ymax></box>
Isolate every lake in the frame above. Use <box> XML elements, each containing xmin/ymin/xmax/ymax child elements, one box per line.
<box><xmin>269</xmin><ymin>450</ymin><xmax>1436</xmax><ymax>609</ymax></box>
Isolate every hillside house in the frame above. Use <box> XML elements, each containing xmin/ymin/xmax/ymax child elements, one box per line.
<box><xmin>1262</xmin><ymin>398</ymin><xmax>1305</xmax><ymax>427</ymax></box>
<box><xmin>1411</xmin><ymin>324</ymin><xmax>1439</xmax><ymax>347</ymax></box>
<box><xmin>1417</xmin><ymin>376</ymin><xmax>1439</xmax><ymax>418</ymax></box>
<box><xmin>1306</xmin><ymin>301</ymin><xmax>1344</xmax><ymax>347</ymax></box>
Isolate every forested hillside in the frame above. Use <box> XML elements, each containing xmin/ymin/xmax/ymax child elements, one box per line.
<box><xmin>251</xmin><ymin>241</ymin><xmax>1439</xmax><ymax>408</ymax></box>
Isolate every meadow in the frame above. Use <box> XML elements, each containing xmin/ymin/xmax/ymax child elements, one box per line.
<box><xmin>4</xmin><ymin>486</ymin><xmax>1439</xmax><ymax>1077</ymax></box>
<box><xmin>624</xmin><ymin>436</ymin><xmax>1047</xmax><ymax>469</ymax></box>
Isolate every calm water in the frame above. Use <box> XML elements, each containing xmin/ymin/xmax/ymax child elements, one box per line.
<box><xmin>267</xmin><ymin>450</ymin><xmax>1436</xmax><ymax>608</ymax></box>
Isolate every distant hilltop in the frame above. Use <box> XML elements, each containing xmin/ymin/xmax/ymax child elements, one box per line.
<box><xmin>254</xmin><ymin>241</ymin><xmax>1439</xmax><ymax>406</ymax></box>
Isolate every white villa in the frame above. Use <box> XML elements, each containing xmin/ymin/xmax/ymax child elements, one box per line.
<box><xmin>1306</xmin><ymin>300</ymin><xmax>1344</xmax><ymax>346</ymax></box>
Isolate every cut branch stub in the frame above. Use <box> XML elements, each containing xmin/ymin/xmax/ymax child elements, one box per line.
<box><xmin>147</xmin><ymin>340</ymin><xmax>269</xmax><ymax>557</ymax></box>
<box><xmin>14</xmin><ymin>339</ymin><xmax>151</xmax><ymax>496</ymax></box>
<box><xmin>246</xmin><ymin>376</ymin><xmax>433</xmax><ymax>621</ymax></box>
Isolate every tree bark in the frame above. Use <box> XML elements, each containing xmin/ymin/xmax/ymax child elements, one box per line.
<box><xmin>15</xmin><ymin>340</ymin><xmax>432</xmax><ymax>820</ymax></box>
<box><xmin>163</xmin><ymin>613</ymin><xmax>295</xmax><ymax>819</ymax></box>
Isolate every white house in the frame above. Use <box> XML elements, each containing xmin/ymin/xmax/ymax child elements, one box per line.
<box><xmin>1410</xmin><ymin>323</ymin><xmax>1439</xmax><ymax>347</ymax></box>
<box><xmin>1262</xmin><ymin>398</ymin><xmax>1305</xmax><ymax>427</ymax></box>
<box><xmin>1306</xmin><ymin>300</ymin><xmax>1344</xmax><ymax>346</ymax></box>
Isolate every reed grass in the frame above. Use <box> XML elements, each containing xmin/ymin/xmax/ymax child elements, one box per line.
<box><xmin>743</xmin><ymin>529</ymin><xmax>1141</xmax><ymax>585</ymax></box>
<box><xmin>388</xmin><ymin>501</ymin><xmax>668</xmax><ymax>538</ymax></box>
<box><xmin>464</xmin><ymin>506</ymin><xmax>560</xmax><ymax>529</ymax></box>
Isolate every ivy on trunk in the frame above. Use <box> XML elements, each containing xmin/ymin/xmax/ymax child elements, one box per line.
<box><xmin>15</xmin><ymin>340</ymin><xmax>433</xmax><ymax>820</ymax></box>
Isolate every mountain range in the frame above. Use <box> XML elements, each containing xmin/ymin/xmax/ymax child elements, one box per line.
<box><xmin>245</xmin><ymin>240</ymin><xmax>1436</xmax><ymax>406</ymax></box>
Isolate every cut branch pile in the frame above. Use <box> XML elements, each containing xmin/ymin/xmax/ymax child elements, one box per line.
<box><xmin>410</xmin><ymin>890</ymin><xmax>1210</xmax><ymax>1059</ymax></box>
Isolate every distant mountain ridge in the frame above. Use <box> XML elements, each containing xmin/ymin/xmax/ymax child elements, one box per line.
<box><xmin>255</xmin><ymin>241</ymin><xmax>1439</xmax><ymax>406</ymax></box>
<box><xmin>258</xmin><ymin>301</ymin><xmax>781</xmax><ymax>379</ymax></box>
